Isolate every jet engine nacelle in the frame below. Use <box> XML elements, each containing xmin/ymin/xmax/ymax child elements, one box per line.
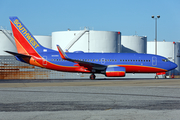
<box><xmin>105</xmin><ymin>66</ymin><xmax>126</xmax><ymax>77</ymax></box>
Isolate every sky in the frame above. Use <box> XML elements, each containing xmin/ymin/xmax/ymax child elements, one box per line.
<box><xmin>0</xmin><ymin>0</ymin><xmax>180</xmax><ymax>42</ymax></box>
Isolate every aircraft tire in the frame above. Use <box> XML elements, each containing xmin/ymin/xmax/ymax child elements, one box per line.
<box><xmin>155</xmin><ymin>75</ymin><xmax>159</xmax><ymax>79</ymax></box>
<box><xmin>90</xmin><ymin>74</ymin><xmax>96</xmax><ymax>80</ymax></box>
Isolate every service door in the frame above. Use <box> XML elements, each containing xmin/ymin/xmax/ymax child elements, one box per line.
<box><xmin>152</xmin><ymin>56</ymin><xmax>157</xmax><ymax>66</ymax></box>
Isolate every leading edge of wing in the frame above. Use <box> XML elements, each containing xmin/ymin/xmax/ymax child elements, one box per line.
<box><xmin>56</xmin><ymin>45</ymin><xmax>107</xmax><ymax>70</ymax></box>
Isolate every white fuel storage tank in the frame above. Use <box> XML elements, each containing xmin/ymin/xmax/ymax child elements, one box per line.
<box><xmin>34</xmin><ymin>35</ymin><xmax>52</xmax><ymax>49</ymax></box>
<box><xmin>121</xmin><ymin>36</ymin><xmax>147</xmax><ymax>53</ymax></box>
<box><xmin>0</xmin><ymin>30</ymin><xmax>17</xmax><ymax>55</ymax></box>
<box><xmin>174</xmin><ymin>42</ymin><xmax>180</xmax><ymax>75</ymax></box>
<box><xmin>52</xmin><ymin>30</ymin><xmax>121</xmax><ymax>53</ymax></box>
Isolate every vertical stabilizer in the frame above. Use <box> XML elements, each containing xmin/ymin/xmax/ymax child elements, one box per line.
<box><xmin>9</xmin><ymin>17</ymin><xmax>44</xmax><ymax>55</ymax></box>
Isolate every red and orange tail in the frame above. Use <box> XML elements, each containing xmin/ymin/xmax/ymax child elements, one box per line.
<box><xmin>9</xmin><ymin>17</ymin><xmax>44</xmax><ymax>56</ymax></box>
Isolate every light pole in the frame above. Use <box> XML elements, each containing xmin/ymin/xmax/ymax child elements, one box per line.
<box><xmin>152</xmin><ymin>15</ymin><xmax>160</xmax><ymax>55</ymax></box>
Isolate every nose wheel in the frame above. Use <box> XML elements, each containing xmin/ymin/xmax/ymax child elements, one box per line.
<box><xmin>90</xmin><ymin>74</ymin><xmax>96</xmax><ymax>80</ymax></box>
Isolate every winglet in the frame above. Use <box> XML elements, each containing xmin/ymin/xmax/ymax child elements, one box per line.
<box><xmin>57</xmin><ymin>45</ymin><xmax>68</xmax><ymax>59</ymax></box>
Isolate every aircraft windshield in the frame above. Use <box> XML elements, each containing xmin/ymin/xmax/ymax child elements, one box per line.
<box><xmin>162</xmin><ymin>59</ymin><xmax>169</xmax><ymax>62</ymax></box>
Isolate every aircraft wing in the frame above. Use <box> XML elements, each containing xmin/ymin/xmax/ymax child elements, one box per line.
<box><xmin>67</xmin><ymin>58</ymin><xmax>107</xmax><ymax>70</ymax></box>
<box><xmin>57</xmin><ymin>45</ymin><xmax>107</xmax><ymax>71</ymax></box>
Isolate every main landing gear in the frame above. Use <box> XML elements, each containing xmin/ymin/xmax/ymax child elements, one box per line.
<box><xmin>90</xmin><ymin>74</ymin><xmax>96</xmax><ymax>80</ymax></box>
<box><xmin>155</xmin><ymin>75</ymin><xmax>159</xmax><ymax>79</ymax></box>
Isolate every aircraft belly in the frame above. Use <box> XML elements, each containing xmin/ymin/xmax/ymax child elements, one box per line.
<box><xmin>119</xmin><ymin>65</ymin><xmax>167</xmax><ymax>73</ymax></box>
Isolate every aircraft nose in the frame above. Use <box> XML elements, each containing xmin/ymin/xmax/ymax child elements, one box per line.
<box><xmin>171</xmin><ymin>62</ymin><xmax>178</xmax><ymax>70</ymax></box>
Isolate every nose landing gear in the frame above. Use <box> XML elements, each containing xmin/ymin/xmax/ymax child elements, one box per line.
<box><xmin>90</xmin><ymin>74</ymin><xmax>96</xmax><ymax>80</ymax></box>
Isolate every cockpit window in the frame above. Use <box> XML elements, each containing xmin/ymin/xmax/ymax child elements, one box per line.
<box><xmin>162</xmin><ymin>59</ymin><xmax>169</xmax><ymax>62</ymax></box>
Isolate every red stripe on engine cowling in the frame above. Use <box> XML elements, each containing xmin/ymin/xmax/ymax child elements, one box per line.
<box><xmin>106</xmin><ymin>71</ymin><xmax>125</xmax><ymax>77</ymax></box>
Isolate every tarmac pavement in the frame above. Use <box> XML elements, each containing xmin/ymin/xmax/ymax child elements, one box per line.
<box><xmin>0</xmin><ymin>79</ymin><xmax>180</xmax><ymax>120</ymax></box>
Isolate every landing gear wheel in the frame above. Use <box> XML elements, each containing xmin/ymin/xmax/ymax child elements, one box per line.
<box><xmin>155</xmin><ymin>75</ymin><xmax>159</xmax><ymax>79</ymax></box>
<box><xmin>90</xmin><ymin>74</ymin><xmax>96</xmax><ymax>80</ymax></box>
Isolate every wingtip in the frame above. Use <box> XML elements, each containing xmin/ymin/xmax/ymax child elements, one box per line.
<box><xmin>56</xmin><ymin>44</ymin><xmax>68</xmax><ymax>59</ymax></box>
<box><xmin>56</xmin><ymin>45</ymin><xmax>61</xmax><ymax>50</ymax></box>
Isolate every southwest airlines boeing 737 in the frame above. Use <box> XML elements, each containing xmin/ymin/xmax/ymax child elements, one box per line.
<box><xmin>6</xmin><ymin>16</ymin><xmax>177</xmax><ymax>79</ymax></box>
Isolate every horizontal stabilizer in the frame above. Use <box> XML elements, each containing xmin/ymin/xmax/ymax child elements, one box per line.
<box><xmin>5</xmin><ymin>51</ymin><xmax>31</xmax><ymax>58</ymax></box>
<box><xmin>5</xmin><ymin>51</ymin><xmax>32</xmax><ymax>63</ymax></box>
